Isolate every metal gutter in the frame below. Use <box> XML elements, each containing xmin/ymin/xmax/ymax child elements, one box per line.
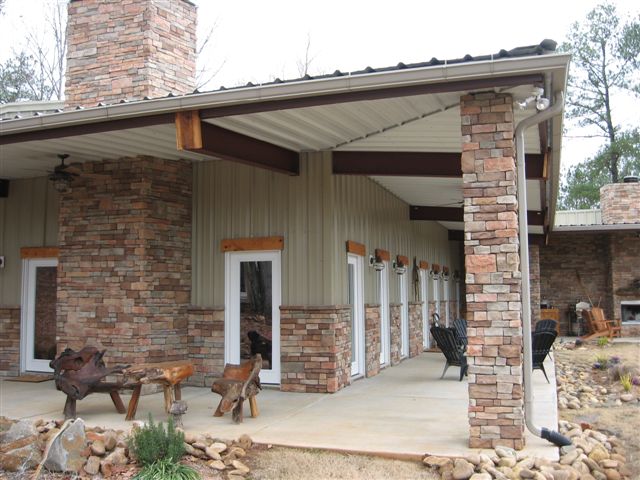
<box><xmin>515</xmin><ymin>92</ymin><xmax>572</xmax><ymax>447</ymax></box>
<box><xmin>0</xmin><ymin>54</ymin><xmax>570</xmax><ymax>136</ymax></box>
<box><xmin>553</xmin><ymin>224</ymin><xmax>640</xmax><ymax>232</ymax></box>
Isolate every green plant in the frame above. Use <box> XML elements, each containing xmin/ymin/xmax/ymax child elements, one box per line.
<box><xmin>133</xmin><ymin>458</ymin><xmax>200</xmax><ymax>480</ymax></box>
<box><xmin>128</xmin><ymin>414</ymin><xmax>185</xmax><ymax>467</ymax></box>
<box><xmin>593</xmin><ymin>353</ymin><xmax>609</xmax><ymax>370</ymax></box>
<box><xmin>597</xmin><ymin>337</ymin><xmax>609</xmax><ymax>348</ymax></box>
<box><xmin>620</xmin><ymin>374</ymin><xmax>633</xmax><ymax>392</ymax></box>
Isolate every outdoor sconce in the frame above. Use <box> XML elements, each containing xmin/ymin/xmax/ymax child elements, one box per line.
<box><xmin>368</xmin><ymin>254</ymin><xmax>385</xmax><ymax>271</ymax></box>
<box><xmin>442</xmin><ymin>266</ymin><xmax>450</xmax><ymax>281</ymax></box>
<box><xmin>430</xmin><ymin>263</ymin><xmax>441</xmax><ymax>279</ymax></box>
<box><xmin>392</xmin><ymin>256</ymin><xmax>407</xmax><ymax>275</ymax></box>
<box><xmin>52</xmin><ymin>177</ymin><xmax>71</xmax><ymax>193</ymax></box>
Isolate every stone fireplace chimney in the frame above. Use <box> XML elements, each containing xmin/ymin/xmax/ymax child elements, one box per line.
<box><xmin>600</xmin><ymin>180</ymin><xmax>640</xmax><ymax>225</ymax></box>
<box><xmin>65</xmin><ymin>0</ymin><xmax>197</xmax><ymax>108</ymax></box>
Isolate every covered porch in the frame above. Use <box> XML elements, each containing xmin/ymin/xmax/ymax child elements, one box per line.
<box><xmin>0</xmin><ymin>352</ymin><xmax>559</xmax><ymax>460</ymax></box>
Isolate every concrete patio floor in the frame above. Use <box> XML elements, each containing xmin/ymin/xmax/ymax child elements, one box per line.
<box><xmin>0</xmin><ymin>352</ymin><xmax>559</xmax><ymax>460</ymax></box>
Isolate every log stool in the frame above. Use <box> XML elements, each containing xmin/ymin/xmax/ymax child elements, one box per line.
<box><xmin>123</xmin><ymin>360</ymin><xmax>194</xmax><ymax>421</ymax></box>
<box><xmin>211</xmin><ymin>354</ymin><xmax>262</xmax><ymax>423</ymax></box>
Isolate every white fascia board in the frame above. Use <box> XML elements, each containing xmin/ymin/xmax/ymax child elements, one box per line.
<box><xmin>0</xmin><ymin>53</ymin><xmax>571</xmax><ymax>136</ymax></box>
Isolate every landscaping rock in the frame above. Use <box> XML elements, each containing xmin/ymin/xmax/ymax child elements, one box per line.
<box><xmin>91</xmin><ymin>439</ymin><xmax>106</xmax><ymax>456</ymax></box>
<box><xmin>469</xmin><ymin>474</ymin><xmax>491</xmax><ymax>480</ymax></box>
<box><xmin>3</xmin><ymin>420</ymin><xmax>37</xmax><ymax>443</ymax></box>
<box><xmin>588</xmin><ymin>444</ymin><xmax>610</xmax><ymax>463</ymax></box>
<box><xmin>100</xmin><ymin>447</ymin><xmax>128</xmax><ymax>477</ymax></box>
<box><xmin>103</xmin><ymin>430</ymin><xmax>117</xmax><ymax>451</ymax></box>
<box><xmin>0</xmin><ymin>444</ymin><xmax>42</xmax><ymax>472</ymax></box>
<box><xmin>208</xmin><ymin>441</ymin><xmax>228</xmax><ymax>453</ymax></box>
<box><xmin>237</xmin><ymin>433</ymin><xmax>253</xmax><ymax>450</ymax></box>
<box><xmin>43</xmin><ymin>418</ymin><xmax>87</xmax><ymax>473</ymax></box>
<box><xmin>208</xmin><ymin>459</ymin><xmax>226</xmax><ymax>470</ymax></box>
<box><xmin>232</xmin><ymin>459</ymin><xmax>250</xmax><ymax>473</ymax></box>
<box><xmin>619</xmin><ymin>393</ymin><xmax>633</xmax><ymax>402</ymax></box>
<box><xmin>205</xmin><ymin>445</ymin><xmax>222</xmax><ymax>460</ymax></box>
<box><xmin>84</xmin><ymin>455</ymin><xmax>101</xmax><ymax>475</ymax></box>
<box><xmin>603</xmin><ymin>468</ymin><xmax>621</xmax><ymax>480</ymax></box>
<box><xmin>423</xmin><ymin>455</ymin><xmax>453</xmax><ymax>469</ymax></box>
<box><xmin>495</xmin><ymin>446</ymin><xmax>517</xmax><ymax>459</ymax></box>
<box><xmin>452</xmin><ymin>458</ymin><xmax>474</xmax><ymax>479</ymax></box>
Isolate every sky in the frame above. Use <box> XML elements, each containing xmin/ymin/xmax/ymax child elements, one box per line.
<box><xmin>1</xmin><ymin>0</ymin><xmax>639</xmax><ymax>173</ymax></box>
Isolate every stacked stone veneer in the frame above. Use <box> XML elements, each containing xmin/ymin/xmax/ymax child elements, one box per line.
<box><xmin>65</xmin><ymin>0</ymin><xmax>196</xmax><ymax>108</ymax></box>
<box><xmin>601</xmin><ymin>182</ymin><xmax>640</xmax><ymax>224</ymax></box>
<box><xmin>57</xmin><ymin>156</ymin><xmax>192</xmax><ymax>366</ymax></box>
<box><xmin>0</xmin><ymin>307</ymin><xmax>20</xmax><ymax>376</ymax></box>
<box><xmin>187</xmin><ymin>307</ymin><xmax>225</xmax><ymax>387</ymax></box>
<box><xmin>409</xmin><ymin>302</ymin><xmax>423</xmax><ymax>358</ymax></box>
<box><xmin>365</xmin><ymin>305</ymin><xmax>381</xmax><ymax>377</ymax></box>
<box><xmin>461</xmin><ymin>92</ymin><xmax>524</xmax><ymax>449</ymax></box>
<box><xmin>609</xmin><ymin>232</ymin><xmax>640</xmax><ymax>336</ymax></box>
<box><xmin>280</xmin><ymin>306</ymin><xmax>351</xmax><ymax>393</ymax></box>
<box><xmin>389</xmin><ymin>304</ymin><xmax>401</xmax><ymax>365</ymax></box>
<box><xmin>529</xmin><ymin>244</ymin><xmax>541</xmax><ymax>327</ymax></box>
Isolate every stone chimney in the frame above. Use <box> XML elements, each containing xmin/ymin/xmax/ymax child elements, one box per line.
<box><xmin>600</xmin><ymin>180</ymin><xmax>640</xmax><ymax>225</ymax></box>
<box><xmin>65</xmin><ymin>0</ymin><xmax>196</xmax><ymax>108</ymax></box>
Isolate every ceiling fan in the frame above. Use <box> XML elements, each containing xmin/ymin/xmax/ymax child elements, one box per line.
<box><xmin>48</xmin><ymin>154</ymin><xmax>104</xmax><ymax>192</ymax></box>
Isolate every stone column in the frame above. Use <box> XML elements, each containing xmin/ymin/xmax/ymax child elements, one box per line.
<box><xmin>529</xmin><ymin>244</ymin><xmax>541</xmax><ymax>329</ymax></box>
<box><xmin>365</xmin><ymin>304</ymin><xmax>381</xmax><ymax>377</ymax></box>
<box><xmin>389</xmin><ymin>304</ymin><xmax>401</xmax><ymax>365</ymax></box>
<box><xmin>461</xmin><ymin>92</ymin><xmax>524</xmax><ymax>449</ymax></box>
<box><xmin>409</xmin><ymin>302</ymin><xmax>423</xmax><ymax>357</ymax></box>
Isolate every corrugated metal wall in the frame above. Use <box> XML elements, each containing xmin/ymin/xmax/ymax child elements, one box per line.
<box><xmin>192</xmin><ymin>152</ymin><xmax>461</xmax><ymax>308</ymax></box>
<box><xmin>0</xmin><ymin>177</ymin><xmax>59</xmax><ymax>305</ymax></box>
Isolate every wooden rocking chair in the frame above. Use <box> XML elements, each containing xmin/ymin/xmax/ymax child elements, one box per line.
<box><xmin>211</xmin><ymin>354</ymin><xmax>262</xmax><ymax>423</ymax></box>
<box><xmin>581</xmin><ymin>307</ymin><xmax>621</xmax><ymax>341</ymax></box>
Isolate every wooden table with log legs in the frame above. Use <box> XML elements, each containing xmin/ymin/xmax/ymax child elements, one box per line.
<box><xmin>122</xmin><ymin>360</ymin><xmax>194</xmax><ymax>421</ymax></box>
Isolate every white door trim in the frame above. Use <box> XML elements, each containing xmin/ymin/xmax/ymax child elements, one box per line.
<box><xmin>420</xmin><ymin>269</ymin><xmax>430</xmax><ymax>349</ymax></box>
<box><xmin>379</xmin><ymin>261</ymin><xmax>390</xmax><ymax>366</ymax></box>
<box><xmin>399</xmin><ymin>271</ymin><xmax>409</xmax><ymax>359</ymax></box>
<box><xmin>347</xmin><ymin>253</ymin><xmax>365</xmax><ymax>377</ymax></box>
<box><xmin>444</xmin><ymin>277</ymin><xmax>450</xmax><ymax>326</ymax></box>
<box><xmin>20</xmin><ymin>257</ymin><xmax>57</xmax><ymax>373</ymax></box>
<box><xmin>224</xmin><ymin>250</ymin><xmax>281</xmax><ymax>384</ymax></box>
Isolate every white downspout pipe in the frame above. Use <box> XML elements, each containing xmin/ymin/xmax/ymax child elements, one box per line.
<box><xmin>515</xmin><ymin>92</ymin><xmax>571</xmax><ymax>446</ymax></box>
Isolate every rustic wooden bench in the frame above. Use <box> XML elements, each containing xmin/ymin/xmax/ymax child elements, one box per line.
<box><xmin>211</xmin><ymin>354</ymin><xmax>262</xmax><ymax>423</ymax></box>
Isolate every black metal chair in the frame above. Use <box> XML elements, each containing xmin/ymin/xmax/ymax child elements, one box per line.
<box><xmin>534</xmin><ymin>319</ymin><xmax>557</xmax><ymax>334</ymax></box>
<box><xmin>452</xmin><ymin>318</ymin><xmax>468</xmax><ymax>347</ymax></box>
<box><xmin>430</xmin><ymin>326</ymin><xmax>468</xmax><ymax>381</ymax></box>
<box><xmin>532</xmin><ymin>330</ymin><xmax>557</xmax><ymax>383</ymax></box>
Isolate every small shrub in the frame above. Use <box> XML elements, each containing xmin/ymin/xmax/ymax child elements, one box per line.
<box><xmin>593</xmin><ymin>353</ymin><xmax>609</xmax><ymax>370</ymax></box>
<box><xmin>608</xmin><ymin>363</ymin><xmax>634</xmax><ymax>381</ymax></box>
<box><xmin>134</xmin><ymin>458</ymin><xmax>200</xmax><ymax>480</ymax></box>
<box><xmin>128</xmin><ymin>414</ymin><xmax>185</xmax><ymax>467</ymax></box>
<box><xmin>620</xmin><ymin>374</ymin><xmax>632</xmax><ymax>392</ymax></box>
<box><xmin>597</xmin><ymin>337</ymin><xmax>609</xmax><ymax>347</ymax></box>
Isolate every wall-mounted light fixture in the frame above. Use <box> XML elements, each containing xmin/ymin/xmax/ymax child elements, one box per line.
<box><xmin>368</xmin><ymin>254</ymin><xmax>385</xmax><ymax>271</ymax></box>
<box><xmin>430</xmin><ymin>263</ymin><xmax>441</xmax><ymax>279</ymax></box>
<box><xmin>392</xmin><ymin>255</ymin><xmax>407</xmax><ymax>275</ymax></box>
<box><xmin>516</xmin><ymin>87</ymin><xmax>550</xmax><ymax>111</ymax></box>
<box><xmin>442</xmin><ymin>266</ymin><xmax>450</xmax><ymax>281</ymax></box>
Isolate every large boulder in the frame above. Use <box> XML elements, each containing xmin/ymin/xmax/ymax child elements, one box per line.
<box><xmin>43</xmin><ymin>418</ymin><xmax>87</xmax><ymax>473</ymax></box>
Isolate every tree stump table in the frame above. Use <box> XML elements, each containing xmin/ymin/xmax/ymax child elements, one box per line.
<box><xmin>123</xmin><ymin>360</ymin><xmax>194</xmax><ymax>421</ymax></box>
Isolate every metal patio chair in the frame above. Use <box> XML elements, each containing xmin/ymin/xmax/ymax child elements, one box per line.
<box><xmin>532</xmin><ymin>330</ymin><xmax>557</xmax><ymax>383</ymax></box>
<box><xmin>430</xmin><ymin>326</ymin><xmax>468</xmax><ymax>381</ymax></box>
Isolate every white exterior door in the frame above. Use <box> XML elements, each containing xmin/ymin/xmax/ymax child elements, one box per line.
<box><xmin>444</xmin><ymin>277</ymin><xmax>450</xmax><ymax>326</ymax></box>
<box><xmin>378</xmin><ymin>262</ymin><xmax>390</xmax><ymax>366</ymax></box>
<box><xmin>399</xmin><ymin>271</ymin><xmax>409</xmax><ymax>359</ymax></box>
<box><xmin>21</xmin><ymin>257</ymin><xmax>57</xmax><ymax>373</ymax></box>
<box><xmin>225</xmin><ymin>251</ymin><xmax>281</xmax><ymax>384</ymax></box>
<box><xmin>420</xmin><ymin>269</ymin><xmax>430</xmax><ymax>349</ymax></box>
<box><xmin>347</xmin><ymin>254</ymin><xmax>365</xmax><ymax>377</ymax></box>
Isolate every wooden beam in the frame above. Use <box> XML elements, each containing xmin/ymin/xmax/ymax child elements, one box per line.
<box><xmin>410</xmin><ymin>206</ymin><xmax>545</xmax><ymax>226</ymax></box>
<box><xmin>20</xmin><ymin>247</ymin><xmax>60</xmax><ymax>258</ymax></box>
<box><xmin>200</xmin><ymin>74</ymin><xmax>544</xmax><ymax>119</ymax></box>
<box><xmin>221</xmin><ymin>236</ymin><xmax>284</xmax><ymax>252</ymax></box>
<box><xmin>448</xmin><ymin>230</ymin><xmax>464</xmax><ymax>241</ymax></box>
<box><xmin>179</xmin><ymin>119</ymin><xmax>299</xmax><ymax>176</ymax></box>
<box><xmin>1</xmin><ymin>113</ymin><xmax>175</xmax><ymax>146</ymax></box>
<box><xmin>333</xmin><ymin>151</ymin><xmax>545</xmax><ymax>179</ymax></box>
<box><xmin>175</xmin><ymin>111</ymin><xmax>202</xmax><ymax>150</ymax></box>
<box><xmin>375</xmin><ymin>248</ymin><xmax>390</xmax><ymax>262</ymax></box>
<box><xmin>346</xmin><ymin>240</ymin><xmax>366</xmax><ymax>257</ymax></box>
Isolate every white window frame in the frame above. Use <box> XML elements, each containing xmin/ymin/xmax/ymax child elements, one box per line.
<box><xmin>20</xmin><ymin>257</ymin><xmax>57</xmax><ymax>373</ymax></box>
<box><xmin>224</xmin><ymin>250</ymin><xmax>281</xmax><ymax>384</ymax></box>
<box><xmin>444</xmin><ymin>276</ymin><xmax>450</xmax><ymax>326</ymax></box>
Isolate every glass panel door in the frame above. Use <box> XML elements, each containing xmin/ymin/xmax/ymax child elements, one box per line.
<box><xmin>21</xmin><ymin>258</ymin><xmax>58</xmax><ymax>372</ymax></box>
<box><xmin>225</xmin><ymin>251</ymin><xmax>280</xmax><ymax>384</ymax></box>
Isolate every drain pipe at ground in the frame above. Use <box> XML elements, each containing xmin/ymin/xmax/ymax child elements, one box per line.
<box><xmin>515</xmin><ymin>92</ymin><xmax>572</xmax><ymax>447</ymax></box>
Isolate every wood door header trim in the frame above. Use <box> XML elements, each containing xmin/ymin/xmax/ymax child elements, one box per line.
<box><xmin>346</xmin><ymin>240</ymin><xmax>366</xmax><ymax>257</ymax></box>
<box><xmin>221</xmin><ymin>236</ymin><xmax>284</xmax><ymax>252</ymax></box>
<box><xmin>20</xmin><ymin>247</ymin><xmax>60</xmax><ymax>259</ymax></box>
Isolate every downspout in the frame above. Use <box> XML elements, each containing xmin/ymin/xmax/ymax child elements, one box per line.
<box><xmin>515</xmin><ymin>91</ymin><xmax>571</xmax><ymax>447</ymax></box>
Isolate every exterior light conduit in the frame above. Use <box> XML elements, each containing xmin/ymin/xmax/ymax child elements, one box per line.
<box><xmin>515</xmin><ymin>92</ymin><xmax>572</xmax><ymax>447</ymax></box>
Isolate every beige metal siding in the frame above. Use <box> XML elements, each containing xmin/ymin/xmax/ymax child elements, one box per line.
<box><xmin>0</xmin><ymin>177</ymin><xmax>59</xmax><ymax>305</ymax></box>
<box><xmin>192</xmin><ymin>153</ymin><xmax>461</xmax><ymax>308</ymax></box>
